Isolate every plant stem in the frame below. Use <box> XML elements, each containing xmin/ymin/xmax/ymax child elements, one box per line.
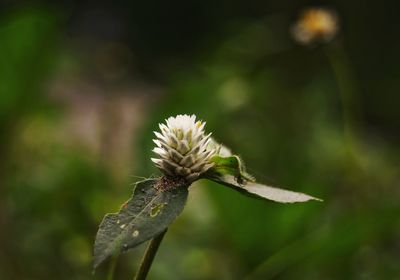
<box><xmin>134</xmin><ymin>229</ymin><xmax>168</xmax><ymax>280</ymax></box>
<box><xmin>324</xmin><ymin>44</ymin><xmax>363</xmax><ymax>171</ymax></box>
<box><xmin>107</xmin><ymin>254</ymin><xmax>118</xmax><ymax>280</ymax></box>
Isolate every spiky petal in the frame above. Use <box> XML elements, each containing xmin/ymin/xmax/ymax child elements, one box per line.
<box><xmin>151</xmin><ymin>114</ymin><xmax>216</xmax><ymax>182</ymax></box>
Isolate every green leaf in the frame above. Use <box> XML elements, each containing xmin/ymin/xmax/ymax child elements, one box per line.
<box><xmin>209</xmin><ymin>174</ymin><xmax>322</xmax><ymax>203</ymax></box>
<box><xmin>209</xmin><ymin>155</ymin><xmax>255</xmax><ymax>182</ymax></box>
<box><xmin>206</xmin><ymin>155</ymin><xmax>322</xmax><ymax>203</ymax></box>
<box><xmin>93</xmin><ymin>178</ymin><xmax>188</xmax><ymax>270</ymax></box>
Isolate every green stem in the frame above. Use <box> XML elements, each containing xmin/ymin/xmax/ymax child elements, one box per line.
<box><xmin>324</xmin><ymin>44</ymin><xmax>362</xmax><ymax>170</ymax></box>
<box><xmin>107</xmin><ymin>254</ymin><xmax>118</xmax><ymax>280</ymax></box>
<box><xmin>134</xmin><ymin>229</ymin><xmax>168</xmax><ymax>280</ymax></box>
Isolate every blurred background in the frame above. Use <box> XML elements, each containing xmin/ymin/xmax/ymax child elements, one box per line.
<box><xmin>0</xmin><ymin>0</ymin><xmax>399</xmax><ymax>279</ymax></box>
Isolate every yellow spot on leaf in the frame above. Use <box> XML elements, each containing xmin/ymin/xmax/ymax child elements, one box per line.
<box><xmin>150</xmin><ymin>203</ymin><xmax>165</xmax><ymax>217</ymax></box>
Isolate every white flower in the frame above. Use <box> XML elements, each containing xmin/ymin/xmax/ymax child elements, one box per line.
<box><xmin>151</xmin><ymin>114</ymin><xmax>216</xmax><ymax>182</ymax></box>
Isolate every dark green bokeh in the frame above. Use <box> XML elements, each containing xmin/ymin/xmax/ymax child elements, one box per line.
<box><xmin>0</xmin><ymin>1</ymin><xmax>399</xmax><ymax>279</ymax></box>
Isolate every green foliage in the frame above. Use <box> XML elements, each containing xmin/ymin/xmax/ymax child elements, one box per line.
<box><xmin>0</xmin><ymin>9</ymin><xmax>57</xmax><ymax>117</ymax></box>
<box><xmin>93</xmin><ymin>179</ymin><xmax>188</xmax><ymax>270</ymax></box>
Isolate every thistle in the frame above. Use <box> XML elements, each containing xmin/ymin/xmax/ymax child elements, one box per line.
<box><xmin>151</xmin><ymin>114</ymin><xmax>215</xmax><ymax>182</ymax></box>
<box><xmin>93</xmin><ymin>114</ymin><xmax>322</xmax><ymax>279</ymax></box>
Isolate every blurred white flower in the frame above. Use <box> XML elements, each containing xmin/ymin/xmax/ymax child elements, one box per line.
<box><xmin>291</xmin><ymin>7</ymin><xmax>339</xmax><ymax>45</ymax></box>
<box><xmin>152</xmin><ymin>114</ymin><xmax>216</xmax><ymax>182</ymax></box>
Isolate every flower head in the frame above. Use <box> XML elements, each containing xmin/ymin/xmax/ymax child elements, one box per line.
<box><xmin>291</xmin><ymin>7</ymin><xmax>339</xmax><ymax>45</ymax></box>
<box><xmin>151</xmin><ymin>114</ymin><xmax>216</xmax><ymax>182</ymax></box>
